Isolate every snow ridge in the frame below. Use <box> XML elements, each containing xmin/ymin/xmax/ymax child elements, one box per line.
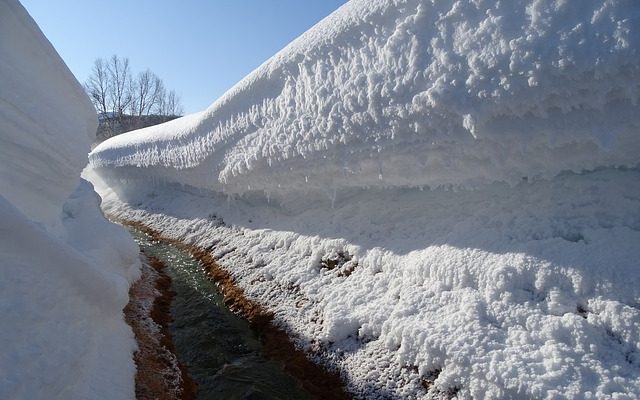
<box><xmin>91</xmin><ymin>0</ymin><xmax>640</xmax><ymax>197</ymax></box>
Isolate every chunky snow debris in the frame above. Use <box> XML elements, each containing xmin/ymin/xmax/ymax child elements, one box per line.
<box><xmin>87</xmin><ymin>0</ymin><xmax>640</xmax><ymax>399</ymax></box>
<box><xmin>0</xmin><ymin>1</ymin><xmax>140</xmax><ymax>399</ymax></box>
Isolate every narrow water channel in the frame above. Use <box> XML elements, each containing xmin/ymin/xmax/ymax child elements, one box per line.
<box><xmin>129</xmin><ymin>229</ymin><xmax>313</xmax><ymax>400</ymax></box>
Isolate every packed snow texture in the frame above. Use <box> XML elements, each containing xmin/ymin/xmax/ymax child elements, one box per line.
<box><xmin>0</xmin><ymin>1</ymin><xmax>140</xmax><ymax>399</ymax></box>
<box><xmin>91</xmin><ymin>0</ymin><xmax>640</xmax><ymax>197</ymax></box>
<box><xmin>87</xmin><ymin>0</ymin><xmax>640</xmax><ymax>398</ymax></box>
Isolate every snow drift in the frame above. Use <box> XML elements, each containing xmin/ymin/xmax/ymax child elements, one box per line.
<box><xmin>89</xmin><ymin>0</ymin><xmax>640</xmax><ymax>398</ymax></box>
<box><xmin>91</xmin><ymin>0</ymin><xmax>640</xmax><ymax>198</ymax></box>
<box><xmin>0</xmin><ymin>1</ymin><xmax>140</xmax><ymax>399</ymax></box>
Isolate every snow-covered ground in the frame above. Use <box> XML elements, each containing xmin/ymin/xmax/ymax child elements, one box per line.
<box><xmin>88</xmin><ymin>0</ymin><xmax>640</xmax><ymax>398</ymax></box>
<box><xmin>1</xmin><ymin>1</ymin><xmax>140</xmax><ymax>399</ymax></box>
<box><xmin>90</xmin><ymin>168</ymin><xmax>640</xmax><ymax>399</ymax></box>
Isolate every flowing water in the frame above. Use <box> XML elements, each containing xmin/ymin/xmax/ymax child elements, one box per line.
<box><xmin>130</xmin><ymin>229</ymin><xmax>312</xmax><ymax>400</ymax></box>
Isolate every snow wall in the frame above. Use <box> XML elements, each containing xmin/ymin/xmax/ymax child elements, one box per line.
<box><xmin>0</xmin><ymin>1</ymin><xmax>140</xmax><ymax>399</ymax></box>
<box><xmin>91</xmin><ymin>0</ymin><xmax>639</xmax><ymax>198</ymax></box>
<box><xmin>0</xmin><ymin>0</ymin><xmax>97</xmax><ymax>229</ymax></box>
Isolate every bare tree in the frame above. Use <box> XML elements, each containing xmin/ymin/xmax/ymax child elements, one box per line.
<box><xmin>149</xmin><ymin>75</ymin><xmax>165</xmax><ymax>114</ymax></box>
<box><xmin>165</xmin><ymin>90</ymin><xmax>184</xmax><ymax>117</ymax></box>
<box><xmin>130</xmin><ymin>69</ymin><xmax>161</xmax><ymax>116</ymax></box>
<box><xmin>86</xmin><ymin>54</ymin><xmax>184</xmax><ymax>121</ymax></box>
<box><xmin>154</xmin><ymin>83</ymin><xmax>167</xmax><ymax>116</ymax></box>
<box><xmin>84</xmin><ymin>58</ymin><xmax>109</xmax><ymax>118</ymax></box>
<box><xmin>106</xmin><ymin>55</ymin><xmax>133</xmax><ymax>120</ymax></box>
<box><xmin>155</xmin><ymin>86</ymin><xmax>183</xmax><ymax>117</ymax></box>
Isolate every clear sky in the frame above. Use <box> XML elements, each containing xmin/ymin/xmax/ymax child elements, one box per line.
<box><xmin>20</xmin><ymin>0</ymin><xmax>349</xmax><ymax>115</ymax></box>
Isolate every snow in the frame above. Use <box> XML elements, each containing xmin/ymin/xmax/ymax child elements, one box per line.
<box><xmin>0</xmin><ymin>1</ymin><xmax>140</xmax><ymax>399</ymax></box>
<box><xmin>0</xmin><ymin>182</ymin><xmax>139</xmax><ymax>399</ymax></box>
<box><xmin>87</xmin><ymin>0</ymin><xmax>640</xmax><ymax>398</ymax></box>
<box><xmin>88</xmin><ymin>168</ymin><xmax>640</xmax><ymax>399</ymax></box>
<box><xmin>0</xmin><ymin>0</ymin><xmax>96</xmax><ymax>230</ymax></box>
<box><xmin>91</xmin><ymin>0</ymin><xmax>640</xmax><ymax>198</ymax></box>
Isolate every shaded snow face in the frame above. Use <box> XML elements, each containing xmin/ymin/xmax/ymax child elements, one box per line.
<box><xmin>0</xmin><ymin>0</ymin><xmax>97</xmax><ymax>228</ymax></box>
<box><xmin>0</xmin><ymin>181</ymin><xmax>140</xmax><ymax>400</ymax></box>
<box><xmin>0</xmin><ymin>1</ymin><xmax>140</xmax><ymax>399</ymax></box>
<box><xmin>91</xmin><ymin>0</ymin><xmax>640</xmax><ymax>197</ymax></box>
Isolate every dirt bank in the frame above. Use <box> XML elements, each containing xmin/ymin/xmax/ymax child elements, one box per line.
<box><xmin>124</xmin><ymin>254</ymin><xmax>197</xmax><ymax>400</ymax></box>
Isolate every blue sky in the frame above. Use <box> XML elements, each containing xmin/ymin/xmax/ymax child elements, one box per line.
<box><xmin>21</xmin><ymin>0</ymin><xmax>348</xmax><ymax>114</ymax></box>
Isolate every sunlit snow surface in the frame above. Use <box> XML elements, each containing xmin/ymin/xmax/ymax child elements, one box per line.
<box><xmin>91</xmin><ymin>0</ymin><xmax>640</xmax><ymax>195</ymax></box>
<box><xmin>1</xmin><ymin>1</ymin><xmax>140</xmax><ymax>399</ymax></box>
<box><xmin>89</xmin><ymin>0</ymin><xmax>640</xmax><ymax>398</ymax></box>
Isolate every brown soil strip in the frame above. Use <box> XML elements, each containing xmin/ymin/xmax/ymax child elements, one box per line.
<box><xmin>124</xmin><ymin>254</ymin><xmax>197</xmax><ymax>400</ymax></box>
<box><xmin>119</xmin><ymin>218</ymin><xmax>351</xmax><ymax>400</ymax></box>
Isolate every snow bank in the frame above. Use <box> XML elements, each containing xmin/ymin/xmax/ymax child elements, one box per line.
<box><xmin>1</xmin><ymin>0</ymin><xmax>96</xmax><ymax>229</ymax></box>
<box><xmin>0</xmin><ymin>181</ymin><xmax>139</xmax><ymax>400</ymax></box>
<box><xmin>87</xmin><ymin>0</ymin><xmax>640</xmax><ymax>398</ymax></box>
<box><xmin>92</xmin><ymin>167</ymin><xmax>640</xmax><ymax>399</ymax></box>
<box><xmin>0</xmin><ymin>1</ymin><xmax>140</xmax><ymax>399</ymax></box>
<box><xmin>91</xmin><ymin>0</ymin><xmax>640</xmax><ymax>197</ymax></box>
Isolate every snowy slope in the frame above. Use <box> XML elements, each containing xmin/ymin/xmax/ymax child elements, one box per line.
<box><xmin>88</xmin><ymin>0</ymin><xmax>640</xmax><ymax>398</ymax></box>
<box><xmin>0</xmin><ymin>1</ymin><xmax>140</xmax><ymax>399</ymax></box>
